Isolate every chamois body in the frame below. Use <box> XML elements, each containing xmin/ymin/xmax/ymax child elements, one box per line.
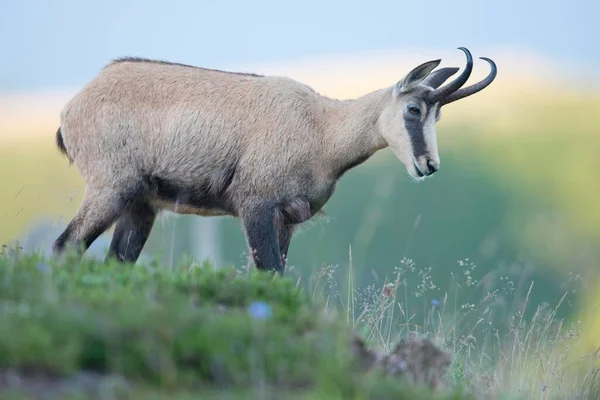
<box><xmin>59</xmin><ymin>59</ymin><xmax>384</xmax><ymax>220</ymax></box>
<box><xmin>53</xmin><ymin>49</ymin><xmax>497</xmax><ymax>273</ymax></box>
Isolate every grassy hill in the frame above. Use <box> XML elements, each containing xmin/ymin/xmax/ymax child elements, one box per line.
<box><xmin>0</xmin><ymin>249</ymin><xmax>469</xmax><ymax>400</ymax></box>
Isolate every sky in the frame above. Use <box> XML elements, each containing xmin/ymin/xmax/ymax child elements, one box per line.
<box><xmin>0</xmin><ymin>0</ymin><xmax>598</xmax><ymax>93</ymax></box>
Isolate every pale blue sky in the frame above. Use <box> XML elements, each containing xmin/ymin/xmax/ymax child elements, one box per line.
<box><xmin>0</xmin><ymin>0</ymin><xmax>597</xmax><ymax>93</ymax></box>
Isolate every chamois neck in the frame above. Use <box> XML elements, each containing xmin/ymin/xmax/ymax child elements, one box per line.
<box><xmin>322</xmin><ymin>87</ymin><xmax>391</xmax><ymax>179</ymax></box>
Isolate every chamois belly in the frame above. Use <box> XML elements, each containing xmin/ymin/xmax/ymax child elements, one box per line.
<box><xmin>151</xmin><ymin>199</ymin><xmax>230</xmax><ymax>217</ymax></box>
<box><xmin>149</xmin><ymin>176</ymin><xmax>235</xmax><ymax>217</ymax></box>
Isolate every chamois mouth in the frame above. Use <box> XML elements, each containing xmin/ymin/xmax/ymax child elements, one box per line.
<box><xmin>413</xmin><ymin>160</ymin><xmax>424</xmax><ymax>177</ymax></box>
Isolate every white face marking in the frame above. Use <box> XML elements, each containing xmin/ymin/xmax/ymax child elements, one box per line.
<box><xmin>420</xmin><ymin>102</ymin><xmax>440</xmax><ymax>165</ymax></box>
<box><xmin>379</xmin><ymin>91</ymin><xmax>441</xmax><ymax>180</ymax></box>
<box><xmin>379</xmin><ymin>104</ymin><xmax>414</xmax><ymax>175</ymax></box>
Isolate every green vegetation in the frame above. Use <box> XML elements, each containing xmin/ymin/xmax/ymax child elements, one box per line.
<box><xmin>0</xmin><ymin>249</ymin><xmax>468</xmax><ymax>399</ymax></box>
<box><xmin>1</xmin><ymin>248</ymin><xmax>598</xmax><ymax>399</ymax></box>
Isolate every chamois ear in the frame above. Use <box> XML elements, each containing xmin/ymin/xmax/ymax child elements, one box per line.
<box><xmin>422</xmin><ymin>67</ymin><xmax>460</xmax><ymax>89</ymax></box>
<box><xmin>396</xmin><ymin>59</ymin><xmax>441</xmax><ymax>93</ymax></box>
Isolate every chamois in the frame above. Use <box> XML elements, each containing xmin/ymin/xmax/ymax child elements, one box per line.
<box><xmin>52</xmin><ymin>47</ymin><xmax>497</xmax><ymax>274</ymax></box>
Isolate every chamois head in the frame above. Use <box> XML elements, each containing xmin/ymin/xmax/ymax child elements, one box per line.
<box><xmin>379</xmin><ymin>47</ymin><xmax>497</xmax><ymax>179</ymax></box>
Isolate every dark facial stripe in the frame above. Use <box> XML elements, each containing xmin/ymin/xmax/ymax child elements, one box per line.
<box><xmin>404</xmin><ymin>106</ymin><xmax>434</xmax><ymax>158</ymax></box>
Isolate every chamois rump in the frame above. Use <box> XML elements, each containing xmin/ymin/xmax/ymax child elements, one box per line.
<box><xmin>52</xmin><ymin>47</ymin><xmax>497</xmax><ymax>274</ymax></box>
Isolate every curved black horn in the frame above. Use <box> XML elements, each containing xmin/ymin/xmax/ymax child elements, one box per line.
<box><xmin>440</xmin><ymin>57</ymin><xmax>497</xmax><ymax>106</ymax></box>
<box><xmin>427</xmin><ymin>47</ymin><xmax>473</xmax><ymax>104</ymax></box>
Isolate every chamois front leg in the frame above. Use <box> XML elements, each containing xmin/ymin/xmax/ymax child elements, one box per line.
<box><xmin>241</xmin><ymin>200</ymin><xmax>284</xmax><ymax>274</ymax></box>
<box><xmin>278</xmin><ymin>224</ymin><xmax>295</xmax><ymax>271</ymax></box>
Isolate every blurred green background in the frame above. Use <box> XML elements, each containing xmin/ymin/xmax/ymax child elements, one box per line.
<box><xmin>1</xmin><ymin>0</ymin><xmax>598</xmax><ymax>370</ymax></box>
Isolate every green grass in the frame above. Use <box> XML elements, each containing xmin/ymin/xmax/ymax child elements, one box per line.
<box><xmin>303</xmin><ymin>257</ymin><xmax>600</xmax><ymax>400</ymax></box>
<box><xmin>0</xmin><ymin>248</ymin><xmax>468</xmax><ymax>400</ymax></box>
<box><xmin>1</xmin><ymin>247</ymin><xmax>598</xmax><ymax>399</ymax></box>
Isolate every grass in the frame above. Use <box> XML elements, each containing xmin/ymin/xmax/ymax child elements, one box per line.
<box><xmin>292</xmin><ymin>256</ymin><xmax>600</xmax><ymax>399</ymax></box>
<box><xmin>0</xmin><ymin>247</ymin><xmax>469</xmax><ymax>400</ymax></box>
<box><xmin>1</xmin><ymin>247</ymin><xmax>598</xmax><ymax>399</ymax></box>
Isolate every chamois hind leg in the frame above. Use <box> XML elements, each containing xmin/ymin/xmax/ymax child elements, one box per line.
<box><xmin>105</xmin><ymin>201</ymin><xmax>156</xmax><ymax>264</ymax></box>
<box><xmin>241</xmin><ymin>201</ymin><xmax>284</xmax><ymax>274</ymax></box>
<box><xmin>52</xmin><ymin>187</ymin><xmax>127</xmax><ymax>258</ymax></box>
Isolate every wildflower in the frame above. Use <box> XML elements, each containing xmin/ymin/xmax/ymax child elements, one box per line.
<box><xmin>248</xmin><ymin>301</ymin><xmax>272</xmax><ymax>320</ymax></box>
<box><xmin>431</xmin><ymin>299</ymin><xmax>440</xmax><ymax>307</ymax></box>
<box><xmin>383</xmin><ymin>283</ymin><xmax>395</xmax><ymax>297</ymax></box>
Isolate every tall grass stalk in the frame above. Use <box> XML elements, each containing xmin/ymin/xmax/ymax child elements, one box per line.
<box><xmin>309</xmin><ymin>256</ymin><xmax>599</xmax><ymax>399</ymax></box>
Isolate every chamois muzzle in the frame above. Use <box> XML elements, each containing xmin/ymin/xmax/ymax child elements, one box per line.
<box><xmin>426</xmin><ymin>47</ymin><xmax>498</xmax><ymax>106</ymax></box>
<box><xmin>413</xmin><ymin>157</ymin><xmax>439</xmax><ymax>177</ymax></box>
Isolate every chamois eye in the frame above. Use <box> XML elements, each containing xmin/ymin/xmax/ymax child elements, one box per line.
<box><xmin>408</xmin><ymin>106</ymin><xmax>421</xmax><ymax>117</ymax></box>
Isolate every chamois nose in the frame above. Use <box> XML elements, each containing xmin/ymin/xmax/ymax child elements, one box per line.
<box><xmin>414</xmin><ymin>157</ymin><xmax>439</xmax><ymax>177</ymax></box>
<box><xmin>426</xmin><ymin>158</ymin><xmax>439</xmax><ymax>175</ymax></box>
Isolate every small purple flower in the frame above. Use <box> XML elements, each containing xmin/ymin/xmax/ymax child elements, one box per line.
<box><xmin>248</xmin><ymin>301</ymin><xmax>272</xmax><ymax>320</ymax></box>
<box><xmin>431</xmin><ymin>299</ymin><xmax>440</xmax><ymax>307</ymax></box>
